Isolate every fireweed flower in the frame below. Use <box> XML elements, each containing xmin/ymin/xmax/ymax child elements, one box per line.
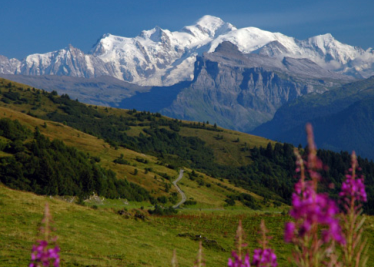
<box><xmin>339</xmin><ymin>152</ymin><xmax>367</xmax><ymax>203</ymax></box>
<box><xmin>339</xmin><ymin>151</ymin><xmax>368</xmax><ymax>267</ymax></box>
<box><xmin>287</xmin><ymin>180</ymin><xmax>345</xmax><ymax>244</ymax></box>
<box><xmin>340</xmin><ymin>176</ymin><xmax>367</xmax><ymax>202</ymax></box>
<box><xmin>228</xmin><ymin>221</ymin><xmax>249</xmax><ymax>267</ymax></box>
<box><xmin>228</xmin><ymin>251</ymin><xmax>251</xmax><ymax>267</ymax></box>
<box><xmin>30</xmin><ymin>240</ymin><xmax>60</xmax><ymax>267</ymax></box>
<box><xmin>252</xmin><ymin>249</ymin><xmax>277</xmax><ymax>267</ymax></box>
<box><xmin>284</xmin><ymin>222</ymin><xmax>295</xmax><ymax>242</ymax></box>
<box><xmin>228</xmin><ymin>220</ymin><xmax>277</xmax><ymax>267</ymax></box>
<box><xmin>284</xmin><ymin>124</ymin><xmax>344</xmax><ymax>266</ymax></box>
<box><xmin>30</xmin><ymin>204</ymin><xmax>60</xmax><ymax>267</ymax></box>
<box><xmin>250</xmin><ymin>220</ymin><xmax>277</xmax><ymax>267</ymax></box>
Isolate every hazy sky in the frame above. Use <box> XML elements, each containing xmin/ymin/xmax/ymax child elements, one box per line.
<box><xmin>1</xmin><ymin>0</ymin><xmax>373</xmax><ymax>59</ymax></box>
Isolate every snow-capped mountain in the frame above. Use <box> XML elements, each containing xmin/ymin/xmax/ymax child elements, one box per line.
<box><xmin>15</xmin><ymin>45</ymin><xmax>116</xmax><ymax>78</ymax></box>
<box><xmin>1</xmin><ymin>15</ymin><xmax>374</xmax><ymax>85</ymax></box>
<box><xmin>88</xmin><ymin>15</ymin><xmax>236</xmax><ymax>85</ymax></box>
<box><xmin>0</xmin><ymin>55</ymin><xmax>20</xmax><ymax>74</ymax></box>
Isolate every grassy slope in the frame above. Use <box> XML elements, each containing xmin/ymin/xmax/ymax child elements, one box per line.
<box><xmin>1</xmin><ymin>80</ymin><xmax>374</xmax><ymax>266</ymax></box>
<box><xmin>0</xmin><ymin>77</ymin><xmax>274</xmax><ymax>168</ymax></box>
<box><xmin>0</xmin><ymin>184</ymin><xmax>226</xmax><ymax>267</ymax></box>
<box><xmin>1</xmin><ymin>184</ymin><xmax>374</xmax><ymax>266</ymax></box>
<box><xmin>178</xmin><ymin>127</ymin><xmax>274</xmax><ymax>167</ymax></box>
<box><xmin>0</xmin><ymin>185</ymin><xmax>286</xmax><ymax>267</ymax></box>
<box><xmin>0</xmin><ymin>77</ymin><xmax>276</xmax><ymax>209</ymax></box>
<box><xmin>0</xmin><ymin>105</ymin><xmax>268</xmax><ymax>210</ymax></box>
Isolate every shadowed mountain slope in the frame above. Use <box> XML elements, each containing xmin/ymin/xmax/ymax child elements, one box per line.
<box><xmin>252</xmin><ymin>76</ymin><xmax>374</xmax><ymax>159</ymax></box>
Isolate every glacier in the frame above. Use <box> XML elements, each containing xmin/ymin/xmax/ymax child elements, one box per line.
<box><xmin>1</xmin><ymin>15</ymin><xmax>374</xmax><ymax>86</ymax></box>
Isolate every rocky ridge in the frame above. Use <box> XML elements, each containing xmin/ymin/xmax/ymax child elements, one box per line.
<box><xmin>120</xmin><ymin>42</ymin><xmax>349</xmax><ymax>131</ymax></box>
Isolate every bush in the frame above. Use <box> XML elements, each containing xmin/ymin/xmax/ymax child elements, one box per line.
<box><xmin>225</xmin><ymin>198</ymin><xmax>235</xmax><ymax>206</ymax></box>
<box><xmin>184</xmin><ymin>200</ymin><xmax>197</xmax><ymax>206</ymax></box>
<box><xmin>148</xmin><ymin>205</ymin><xmax>178</xmax><ymax>215</ymax></box>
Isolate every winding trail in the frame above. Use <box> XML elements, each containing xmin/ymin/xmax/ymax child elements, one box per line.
<box><xmin>172</xmin><ymin>169</ymin><xmax>186</xmax><ymax>208</ymax></box>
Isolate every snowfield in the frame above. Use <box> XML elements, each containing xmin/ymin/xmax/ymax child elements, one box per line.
<box><xmin>1</xmin><ymin>15</ymin><xmax>374</xmax><ymax>85</ymax></box>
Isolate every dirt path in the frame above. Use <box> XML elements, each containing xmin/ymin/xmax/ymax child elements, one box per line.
<box><xmin>172</xmin><ymin>169</ymin><xmax>186</xmax><ymax>208</ymax></box>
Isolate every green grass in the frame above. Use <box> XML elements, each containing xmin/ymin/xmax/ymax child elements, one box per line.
<box><xmin>1</xmin><ymin>185</ymin><xmax>374</xmax><ymax>266</ymax></box>
<box><xmin>178</xmin><ymin>127</ymin><xmax>274</xmax><ymax>167</ymax></box>
<box><xmin>0</xmin><ymin>184</ymin><xmax>280</xmax><ymax>267</ymax></box>
<box><xmin>0</xmin><ymin>185</ymin><xmax>227</xmax><ymax>267</ymax></box>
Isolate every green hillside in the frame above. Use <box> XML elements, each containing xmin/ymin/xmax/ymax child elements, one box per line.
<box><xmin>1</xmin><ymin>79</ymin><xmax>374</xmax><ymax>266</ymax></box>
<box><xmin>2</xmin><ymin>183</ymin><xmax>374</xmax><ymax>266</ymax></box>
<box><xmin>0</xmin><ymin>78</ymin><xmax>293</xmax><ymax>207</ymax></box>
<box><xmin>1</xmin><ymin>77</ymin><xmax>374</xmax><ymax>213</ymax></box>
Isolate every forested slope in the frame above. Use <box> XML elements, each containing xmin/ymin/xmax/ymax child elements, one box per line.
<box><xmin>0</xmin><ymin>78</ymin><xmax>373</xmax><ymax>213</ymax></box>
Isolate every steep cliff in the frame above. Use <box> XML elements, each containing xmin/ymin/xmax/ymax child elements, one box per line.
<box><xmin>159</xmin><ymin>42</ymin><xmax>347</xmax><ymax>131</ymax></box>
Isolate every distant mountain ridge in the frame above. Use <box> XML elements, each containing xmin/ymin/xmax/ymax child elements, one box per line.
<box><xmin>252</xmin><ymin>76</ymin><xmax>374</xmax><ymax>159</ymax></box>
<box><xmin>1</xmin><ymin>15</ymin><xmax>374</xmax><ymax>86</ymax></box>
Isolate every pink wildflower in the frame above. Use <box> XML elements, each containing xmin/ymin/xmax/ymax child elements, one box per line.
<box><xmin>229</xmin><ymin>220</ymin><xmax>277</xmax><ymax>267</ymax></box>
<box><xmin>339</xmin><ymin>151</ymin><xmax>368</xmax><ymax>266</ymax></box>
<box><xmin>252</xmin><ymin>248</ymin><xmax>277</xmax><ymax>267</ymax></box>
<box><xmin>30</xmin><ymin>204</ymin><xmax>60</xmax><ymax>267</ymax></box>
<box><xmin>284</xmin><ymin>124</ymin><xmax>345</xmax><ymax>266</ymax></box>
<box><xmin>284</xmin><ymin>222</ymin><xmax>295</xmax><ymax>242</ymax></box>
<box><xmin>339</xmin><ymin>152</ymin><xmax>367</xmax><ymax>203</ymax></box>
<box><xmin>228</xmin><ymin>251</ymin><xmax>251</xmax><ymax>267</ymax></box>
<box><xmin>29</xmin><ymin>240</ymin><xmax>60</xmax><ymax>267</ymax></box>
<box><xmin>288</xmin><ymin>180</ymin><xmax>345</xmax><ymax>244</ymax></box>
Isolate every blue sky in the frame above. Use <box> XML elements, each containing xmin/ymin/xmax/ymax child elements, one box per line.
<box><xmin>1</xmin><ymin>0</ymin><xmax>373</xmax><ymax>59</ymax></box>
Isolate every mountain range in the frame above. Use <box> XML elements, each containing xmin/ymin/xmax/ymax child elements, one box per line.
<box><xmin>0</xmin><ymin>41</ymin><xmax>350</xmax><ymax>132</ymax></box>
<box><xmin>1</xmin><ymin>15</ymin><xmax>374</xmax><ymax>86</ymax></box>
<box><xmin>1</xmin><ymin>15</ymin><xmax>374</xmax><ymax>158</ymax></box>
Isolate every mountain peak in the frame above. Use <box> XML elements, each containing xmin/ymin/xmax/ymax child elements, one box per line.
<box><xmin>188</xmin><ymin>15</ymin><xmax>236</xmax><ymax>38</ymax></box>
<box><xmin>308</xmin><ymin>33</ymin><xmax>336</xmax><ymax>45</ymax></box>
<box><xmin>196</xmin><ymin>15</ymin><xmax>224</xmax><ymax>27</ymax></box>
<box><xmin>102</xmin><ymin>33</ymin><xmax>112</xmax><ymax>38</ymax></box>
<box><xmin>139</xmin><ymin>26</ymin><xmax>169</xmax><ymax>42</ymax></box>
<box><xmin>2</xmin><ymin>15</ymin><xmax>374</xmax><ymax>85</ymax></box>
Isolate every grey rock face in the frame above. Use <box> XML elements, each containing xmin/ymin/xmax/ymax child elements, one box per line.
<box><xmin>161</xmin><ymin>42</ymin><xmax>348</xmax><ymax>131</ymax></box>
